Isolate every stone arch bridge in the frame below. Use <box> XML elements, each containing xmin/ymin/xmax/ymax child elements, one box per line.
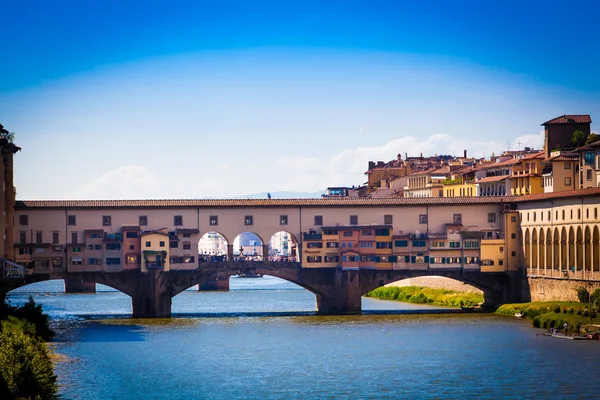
<box><xmin>1</xmin><ymin>262</ymin><xmax>522</xmax><ymax>317</ymax></box>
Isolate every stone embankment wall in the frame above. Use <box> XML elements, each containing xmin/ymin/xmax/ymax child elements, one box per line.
<box><xmin>387</xmin><ymin>276</ymin><xmax>483</xmax><ymax>294</ymax></box>
<box><xmin>526</xmin><ymin>277</ymin><xmax>600</xmax><ymax>302</ymax></box>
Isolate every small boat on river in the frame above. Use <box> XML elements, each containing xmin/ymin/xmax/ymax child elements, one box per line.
<box><xmin>515</xmin><ymin>313</ymin><xmax>523</xmax><ymax>318</ymax></box>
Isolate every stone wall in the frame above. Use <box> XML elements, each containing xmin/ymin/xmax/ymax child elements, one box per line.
<box><xmin>387</xmin><ymin>276</ymin><xmax>483</xmax><ymax>294</ymax></box>
<box><xmin>526</xmin><ymin>277</ymin><xmax>600</xmax><ymax>302</ymax></box>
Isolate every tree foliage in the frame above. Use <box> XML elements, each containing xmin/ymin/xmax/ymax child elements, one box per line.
<box><xmin>0</xmin><ymin>298</ymin><xmax>57</xmax><ymax>399</ymax></box>
<box><xmin>0</xmin><ymin>123</ymin><xmax>15</xmax><ymax>143</ymax></box>
<box><xmin>571</xmin><ymin>130</ymin><xmax>587</xmax><ymax>148</ymax></box>
<box><xmin>1</xmin><ymin>297</ymin><xmax>54</xmax><ymax>341</ymax></box>
<box><xmin>585</xmin><ymin>132</ymin><xmax>600</xmax><ymax>145</ymax></box>
<box><xmin>0</xmin><ymin>317</ymin><xmax>58</xmax><ymax>399</ymax></box>
<box><xmin>576</xmin><ymin>286</ymin><xmax>590</xmax><ymax>303</ymax></box>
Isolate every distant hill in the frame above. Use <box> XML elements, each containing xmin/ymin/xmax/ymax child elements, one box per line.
<box><xmin>231</xmin><ymin>190</ymin><xmax>325</xmax><ymax>199</ymax></box>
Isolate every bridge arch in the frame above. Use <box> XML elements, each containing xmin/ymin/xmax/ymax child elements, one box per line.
<box><xmin>198</xmin><ymin>231</ymin><xmax>229</xmax><ymax>260</ymax></box>
<box><xmin>267</xmin><ymin>230</ymin><xmax>298</xmax><ymax>261</ymax></box>
<box><xmin>358</xmin><ymin>269</ymin><xmax>506</xmax><ymax>305</ymax></box>
<box><xmin>232</xmin><ymin>231</ymin><xmax>265</xmax><ymax>260</ymax></box>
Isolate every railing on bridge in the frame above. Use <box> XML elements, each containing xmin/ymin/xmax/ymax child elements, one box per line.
<box><xmin>2</xmin><ymin>259</ymin><xmax>27</xmax><ymax>279</ymax></box>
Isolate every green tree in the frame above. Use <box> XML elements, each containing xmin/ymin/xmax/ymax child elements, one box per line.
<box><xmin>585</xmin><ymin>132</ymin><xmax>600</xmax><ymax>145</ymax></box>
<box><xmin>0</xmin><ymin>317</ymin><xmax>58</xmax><ymax>399</ymax></box>
<box><xmin>1</xmin><ymin>297</ymin><xmax>54</xmax><ymax>341</ymax></box>
<box><xmin>571</xmin><ymin>130</ymin><xmax>587</xmax><ymax>148</ymax></box>
<box><xmin>0</xmin><ymin>123</ymin><xmax>15</xmax><ymax>143</ymax></box>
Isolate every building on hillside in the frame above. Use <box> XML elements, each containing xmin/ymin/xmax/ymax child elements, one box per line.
<box><xmin>443</xmin><ymin>165</ymin><xmax>478</xmax><ymax>197</ymax></box>
<box><xmin>403</xmin><ymin>166</ymin><xmax>450</xmax><ymax>198</ymax></box>
<box><xmin>542</xmin><ymin>151</ymin><xmax>578</xmax><ymax>193</ymax></box>
<box><xmin>322</xmin><ymin>186</ymin><xmax>363</xmax><ymax>199</ymax></box>
<box><xmin>542</xmin><ymin>115</ymin><xmax>592</xmax><ymax>158</ymax></box>
<box><xmin>510</xmin><ymin>151</ymin><xmax>545</xmax><ymax>195</ymax></box>
<box><xmin>575</xmin><ymin>140</ymin><xmax>600</xmax><ymax>189</ymax></box>
<box><xmin>477</xmin><ymin>157</ymin><xmax>518</xmax><ymax>196</ymax></box>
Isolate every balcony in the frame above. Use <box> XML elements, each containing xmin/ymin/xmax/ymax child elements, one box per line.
<box><xmin>303</xmin><ymin>233</ymin><xmax>322</xmax><ymax>241</ymax></box>
<box><xmin>428</xmin><ymin>232</ymin><xmax>447</xmax><ymax>239</ymax></box>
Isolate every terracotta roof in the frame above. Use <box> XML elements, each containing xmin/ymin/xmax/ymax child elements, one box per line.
<box><xmin>15</xmin><ymin>197</ymin><xmax>519</xmax><ymax>209</ymax></box>
<box><xmin>512</xmin><ymin>187</ymin><xmax>600</xmax><ymax>202</ymax></box>
<box><xmin>576</xmin><ymin>140</ymin><xmax>600</xmax><ymax>151</ymax></box>
<box><xmin>476</xmin><ymin>176</ymin><xmax>508</xmax><ymax>183</ymax></box>
<box><xmin>549</xmin><ymin>154</ymin><xmax>579</xmax><ymax>162</ymax></box>
<box><xmin>521</xmin><ymin>151</ymin><xmax>545</xmax><ymax>160</ymax></box>
<box><xmin>542</xmin><ymin>115</ymin><xmax>592</xmax><ymax>125</ymax></box>
<box><xmin>482</xmin><ymin>158</ymin><xmax>520</xmax><ymax>169</ymax></box>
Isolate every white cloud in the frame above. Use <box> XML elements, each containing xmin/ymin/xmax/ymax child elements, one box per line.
<box><xmin>64</xmin><ymin>166</ymin><xmax>162</xmax><ymax>200</ymax></box>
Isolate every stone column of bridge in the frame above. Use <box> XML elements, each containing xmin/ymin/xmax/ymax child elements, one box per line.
<box><xmin>312</xmin><ymin>269</ymin><xmax>363</xmax><ymax>315</ymax></box>
<box><xmin>130</xmin><ymin>270</ymin><xmax>173</xmax><ymax>318</ymax></box>
<box><xmin>227</xmin><ymin>245</ymin><xmax>234</xmax><ymax>261</ymax></box>
<box><xmin>262</xmin><ymin>244</ymin><xmax>269</xmax><ymax>261</ymax></box>
<box><xmin>64</xmin><ymin>279</ymin><xmax>96</xmax><ymax>293</ymax></box>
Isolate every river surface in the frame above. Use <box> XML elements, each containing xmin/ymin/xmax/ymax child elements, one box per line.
<box><xmin>7</xmin><ymin>276</ymin><xmax>600</xmax><ymax>399</ymax></box>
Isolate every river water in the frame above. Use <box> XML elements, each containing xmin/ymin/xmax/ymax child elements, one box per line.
<box><xmin>7</xmin><ymin>277</ymin><xmax>600</xmax><ymax>400</ymax></box>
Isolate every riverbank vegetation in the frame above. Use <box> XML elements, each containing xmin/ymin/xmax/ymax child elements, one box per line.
<box><xmin>496</xmin><ymin>287</ymin><xmax>600</xmax><ymax>334</ymax></box>
<box><xmin>0</xmin><ymin>296</ymin><xmax>58</xmax><ymax>399</ymax></box>
<box><xmin>365</xmin><ymin>286</ymin><xmax>484</xmax><ymax>308</ymax></box>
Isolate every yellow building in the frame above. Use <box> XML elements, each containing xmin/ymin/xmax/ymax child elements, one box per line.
<box><xmin>511</xmin><ymin>152</ymin><xmax>545</xmax><ymax>195</ymax></box>
<box><xmin>141</xmin><ymin>228</ymin><xmax>170</xmax><ymax>272</ymax></box>
<box><xmin>480</xmin><ymin>211</ymin><xmax>521</xmax><ymax>272</ymax></box>
<box><xmin>542</xmin><ymin>152</ymin><xmax>578</xmax><ymax>193</ymax></box>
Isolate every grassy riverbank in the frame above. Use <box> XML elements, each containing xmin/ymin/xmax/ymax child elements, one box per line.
<box><xmin>496</xmin><ymin>302</ymin><xmax>599</xmax><ymax>333</ymax></box>
<box><xmin>365</xmin><ymin>286</ymin><xmax>484</xmax><ymax>308</ymax></box>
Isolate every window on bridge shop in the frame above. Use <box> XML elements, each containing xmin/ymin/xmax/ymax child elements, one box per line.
<box><xmin>174</xmin><ymin>215</ymin><xmax>183</xmax><ymax>226</ymax></box>
<box><xmin>350</xmin><ymin>215</ymin><xmax>358</xmax><ymax>225</ymax></box>
<box><xmin>102</xmin><ymin>216</ymin><xmax>111</xmax><ymax>226</ymax></box>
<box><xmin>183</xmin><ymin>242</ymin><xmax>192</xmax><ymax>250</ymax></box>
<box><xmin>127</xmin><ymin>254</ymin><xmax>140</xmax><ymax>264</ymax></box>
<box><xmin>52</xmin><ymin>258</ymin><xmax>62</xmax><ymax>267</ymax></box>
<box><xmin>19</xmin><ymin>215</ymin><xmax>28</xmax><ymax>225</ymax></box>
<box><xmin>324</xmin><ymin>255</ymin><xmax>339</xmax><ymax>262</ymax></box>
<box><xmin>384</xmin><ymin>214</ymin><xmax>393</xmax><ymax>225</ymax></box>
<box><xmin>314</xmin><ymin>215</ymin><xmax>323</xmax><ymax>226</ymax></box>
<box><xmin>52</xmin><ymin>232</ymin><xmax>59</xmax><ymax>244</ymax></box>
<box><xmin>306</xmin><ymin>256</ymin><xmax>322</xmax><ymax>263</ymax></box>
<box><xmin>139</xmin><ymin>216</ymin><xmax>148</xmax><ymax>226</ymax></box>
<box><xmin>19</xmin><ymin>232</ymin><xmax>26</xmax><ymax>244</ymax></box>
<box><xmin>170</xmin><ymin>241</ymin><xmax>178</xmax><ymax>248</ymax></box>
<box><xmin>419</xmin><ymin>214</ymin><xmax>427</xmax><ymax>224</ymax></box>
<box><xmin>67</xmin><ymin>215</ymin><xmax>76</xmax><ymax>226</ymax></box>
<box><xmin>280</xmin><ymin>215</ymin><xmax>288</xmax><ymax>225</ymax></box>
<box><xmin>453</xmin><ymin>214</ymin><xmax>462</xmax><ymax>224</ymax></box>
<box><xmin>209</xmin><ymin>215</ymin><xmax>218</xmax><ymax>226</ymax></box>
<box><xmin>71</xmin><ymin>232</ymin><xmax>78</xmax><ymax>245</ymax></box>
<box><xmin>244</xmin><ymin>215</ymin><xmax>254</xmax><ymax>226</ymax></box>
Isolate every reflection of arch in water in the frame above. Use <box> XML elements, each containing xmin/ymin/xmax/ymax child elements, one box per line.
<box><xmin>198</xmin><ymin>231</ymin><xmax>229</xmax><ymax>258</ymax></box>
<box><xmin>268</xmin><ymin>231</ymin><xmax>298</xmax><ymax>261</ymax></box>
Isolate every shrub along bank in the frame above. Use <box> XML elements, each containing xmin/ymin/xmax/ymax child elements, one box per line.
<box><xmin>0</xmin><ymin>297</ymin><xmax>58</xmax><ymax>399</ymax></box>
<box><xmin>496</xmin><ymin>302</ymin><xmax>598</xmax><ymax>334</ymax></box>
<box><xmin>365</xmin><ymin>286</ymin><xmax>484</xmax><ymax>308</ymax></box>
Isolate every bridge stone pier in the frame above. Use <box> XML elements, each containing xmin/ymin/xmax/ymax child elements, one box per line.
<box><xmin>2</xmin><ymin>262</ymin><xmax>525</xmax><ymax>318</ymax></box>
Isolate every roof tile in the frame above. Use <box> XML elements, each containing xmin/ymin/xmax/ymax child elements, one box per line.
<box><xmin>542</xmin><ymin>115</ymin><xmax>592</xmax><ymax>125</ymax></box>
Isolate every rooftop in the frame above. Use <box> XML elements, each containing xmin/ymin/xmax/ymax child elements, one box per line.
<box><xmin>542</xmin><ymin>115</ymin><xmax>592</xmax><ymax>125</ymax></box>
<box><xmin>16</xmin><ymin>196</ymin><xmax>517</xmax><ymax>209</ymax></box>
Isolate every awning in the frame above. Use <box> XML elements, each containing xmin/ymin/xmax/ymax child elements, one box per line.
<box><xmin>71</xmin><ymin>257</ymin><xmax>83</xmax><ymax>262</ymax></box>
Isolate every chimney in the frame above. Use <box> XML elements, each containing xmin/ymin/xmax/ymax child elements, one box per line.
<box><xmin>464</xmin><ymin>149</ymin><xmax>467</xmax><ymax>158</ymax></box>
<box><xmin>368</xmin><ymin>161</ymin><xmax>375</xmax><ymax>170</ymax></box>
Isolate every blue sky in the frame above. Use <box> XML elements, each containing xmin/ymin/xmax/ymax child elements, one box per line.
<box><xmin>1</xmin><ymin>0</ymin><xmax>599</xmax><ymax>199</ymax></box>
